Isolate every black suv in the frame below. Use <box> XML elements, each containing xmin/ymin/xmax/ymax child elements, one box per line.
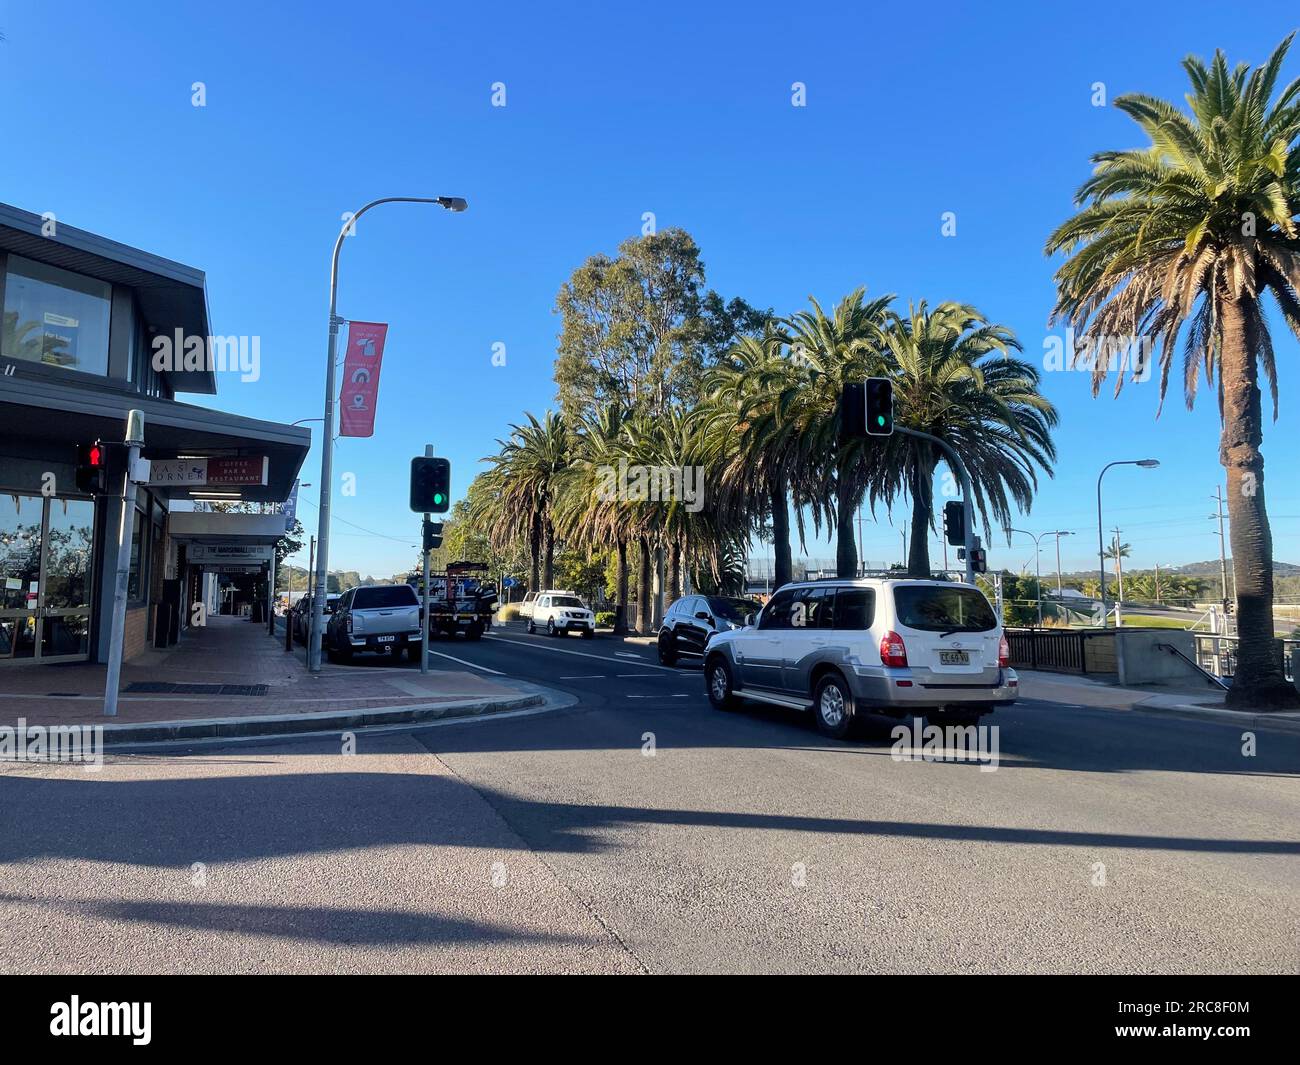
<box><xmin>658</xmin><ymin>595</ymin><xmax>762</xmax><ymax>666</ymax></box>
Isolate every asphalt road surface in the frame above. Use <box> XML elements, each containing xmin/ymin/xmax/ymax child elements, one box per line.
<box><xmin>2</xmin><ymin>621</ymin><xmax>1297</xmax><ymax>974</ymax></box>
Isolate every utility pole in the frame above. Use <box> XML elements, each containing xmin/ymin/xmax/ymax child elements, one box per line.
<box><xmin>1111</xmin><ymin>527</ymin><xmax>1125</xmax><ymax>602</ymax></box>
<box><xmin>1211</xmin><ymin>486</ymin><xmax>1231</xmax><ymax>611</ymax></box>
<box><xmin>420</xmin><ymin>444</ymin><xmax>432</xmax><ymax>675</ymax></box>
<box><xmin>104</xmin><ymin>410</ymin><xmax>145</xmax><ymax>717</ymax></box>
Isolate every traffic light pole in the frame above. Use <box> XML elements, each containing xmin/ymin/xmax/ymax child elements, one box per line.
<box><xmin>420</xmin><ymin>444</ymin><xmax>432</xmax><ymax>675</ymax></box>
<box><xmin>896</xmin><ymin>426</ymin><xmax>977</xmax><ymax>583</ymax></box>
<box><xmin>104</xmin><ymin>410</ymin><xmax>145</xmax><ymax>717</ymax></box>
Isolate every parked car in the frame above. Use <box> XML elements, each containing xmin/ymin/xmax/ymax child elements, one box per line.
<box><xmin>658</xmin><ymin>594</ymin><xmax>763</xmax><ymax>665</ymax></box>
<box><xmin>325</xmin><ymin>584</ymin><xmax>423</xmax><ymax>662</ymax></box>
<box><xmin>292</xmin><ymin>593</ymin><xmax>339</xmax><ymax>644</ymax></box>
<box><xmin>527</xmin><ymin>591</ymin><xmax>596</xmax><ymax>638</ymax></box>
<box><xmin>702</xmin><ymin>578</ymin><xmax>1017</xmax><ymax>738</ymax></box>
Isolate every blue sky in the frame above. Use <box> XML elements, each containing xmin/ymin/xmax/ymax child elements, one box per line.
<box><xmin>3</xmin><ymin>0</ymin><xmax>1298</xmax><ymax>579</ymax></box>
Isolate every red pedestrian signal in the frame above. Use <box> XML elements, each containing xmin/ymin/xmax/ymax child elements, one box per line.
<box><xmin>76</xmin><ymin>441</ymin><xmax>109</xmax><ymax>495</ymax></box>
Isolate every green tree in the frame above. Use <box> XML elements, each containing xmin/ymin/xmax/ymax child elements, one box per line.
<box><xmin>873</xmin><ymin>302</ymin><xmax>1057</xmax><ymax>578</ymax></box>
<box><xmin>781</xmin><ymin>289</ymin><xmax>895</xmax><ymax>577</ymax></box>
<box><xmin>1046</xmin><ymin>35</ymin><xmax>1300</xmax><ymax>709</ymax></box>
<box><xmin>476</xmin><ymin>411</ymin><xmax>570</xmax><ymax>593</ymax></box>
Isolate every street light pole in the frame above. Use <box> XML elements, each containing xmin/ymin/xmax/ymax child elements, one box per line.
<box><xmin>307</xmin><ymin>195</ymin><xmax>467</xmax><ymax>672</ymax></box>
<box><xmin>1096</xmin><ymin>459</ymin><xmax>1159</xmax><ymax>627</ymax></box>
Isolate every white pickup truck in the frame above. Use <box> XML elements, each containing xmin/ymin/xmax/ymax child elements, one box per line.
<box><xmin>325</xmin><ymin>584</ymin><xmax>423</xmax><ymax>662</ymax></box>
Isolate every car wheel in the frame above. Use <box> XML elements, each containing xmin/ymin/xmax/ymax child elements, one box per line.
<box><xmin>547</xmin><ymin>619</ymin><xmax>557</xmax><ymax>637</ymax></box>
<box><xmin>813</xmin><ymin>672</ymin><xmax>855</xmax><ymax>739</ymax></box>
<box><xmin>465</xmin><ymin>622</ymin><xmax>484</xmax><ymax>641</ymax></box>
<box><xmin>526</xmin><ymin>619</ymin><xmax>536</xmax><ymax>634</ymax></box>
<box><xmin>706</xmin><ymin>656</ymin><xmax>738</xmax><ymax>711</ymax></box>
<box><xmin>658</xmin><ymin>632</ymin><xmax>678</xmax><ymax>666</ymax></box>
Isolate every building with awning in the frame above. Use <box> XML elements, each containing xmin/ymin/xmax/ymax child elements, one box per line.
<box><xmin>0</xmin><ymin>202</ymin><xmax>310</xmax><ymax>665</ymax></box>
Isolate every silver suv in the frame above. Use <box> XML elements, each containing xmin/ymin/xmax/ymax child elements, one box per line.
<box><xmin>703</xmin><ymin>578</ymin><xmax>1017</xmax><ymax>737</ymax></box>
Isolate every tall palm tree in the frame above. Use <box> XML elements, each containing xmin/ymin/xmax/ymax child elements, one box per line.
<box><xmin>1045</xmin><ymin>34</ymin><xmax>1300</xmax><ymax>709</ymax></box>
<box><xmin>701</xmin><ymin>328</ymin><xmax>807</xmax><ymax>590</ymax></box>
<box><xmin>871</xmin><ymin>302</ymin><xmax>1057</xmax><ymax>577</ymax></box>
<box><xmin>782</xmin><ymin>289</ymin><xmax>894</xmax><ymax>576</ymax></box>
<box><xmin>477</xmin><ymin>411</ymin><xmax>569</xmax><ymax>593</ymax></box>
<box><xmin>554</xmin><ymin>404</ymin><xmax>633</xmax><ymax>634</ymax></box>
<box><xmin>1104</xmin><ymin>538</ymin><xmax>1132</xmax><ymax>600</ymax></box>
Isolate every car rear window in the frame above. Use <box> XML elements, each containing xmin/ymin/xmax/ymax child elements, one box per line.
<box><xmin>711</xmin><ymin>598</ymin><xmax>761</xmax><ymax>622</ymax></box>
<box><xmin>351</xmin><ymin>586</ymin><xmax>419</xmax><ymax>610</ymax></box>
<box><xmin>893</xmin><ymin>585</ymin><xmax>997</xmax><ymax>633</ymax></box>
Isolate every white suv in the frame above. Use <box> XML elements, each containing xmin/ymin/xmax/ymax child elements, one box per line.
<box><xmin>703</xmin><ymin>578</ymin><xmax>1017</xmax><ymax>737</ymax></box>
<box><xmin>527</xmin><ymin>592</ymin><xmax>596</xmax><ymax>639</ymax></box>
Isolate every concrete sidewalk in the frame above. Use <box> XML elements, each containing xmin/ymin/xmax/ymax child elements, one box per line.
<box><xmin>1017</xmin><ymin>669</ymin><xmax>1300</xmax><ymax>734</ymax></box>
<box><xmin>0</xmin><ymin>615</ymin><xmax>541</xmax><ymax>736</ymax></box>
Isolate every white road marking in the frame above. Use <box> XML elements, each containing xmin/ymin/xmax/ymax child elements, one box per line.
<box><xmin>614</xmin><ymin>652</ymin><xmax>643</xmax><ymax>659</ymax></box>
<box><xmin>627</xmin><ymin>694</ymin><xmax>690</xmax><ymax>699</ymax></box>
<box><xmin>424</xmin><ymin>648</ymin><xmax>506</xmax><ymax>675</ymax></box>
<box><xmin>483</xmin><ymin>635</ymin><xmax>680</xmax><ymax>673</ymax></box>
<box><xmin>559</xmin><ymin>675</ymin><xmax>606</xmax><ymax>680</ymax></box>
<box><xmin>617</xmin><ymin>674</ymin><xmax>660</xmax><ymax>678</ymax></box>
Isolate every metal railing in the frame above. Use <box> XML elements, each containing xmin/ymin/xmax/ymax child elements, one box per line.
<box><xmin>1193</xmin><ymin>634</ymin><xmax>1298</xmax><ymax>683</ymax></box>
<box><xmin>1004</xmin><ymin>628</ymin><xmax>1096</xmax><ymax>674</ymax></box>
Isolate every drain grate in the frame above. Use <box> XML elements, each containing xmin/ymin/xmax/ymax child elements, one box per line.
<box><xmin>124</xmin><ymin>682</ymin><xmax>268</xmax><ymax>696</ymax></box>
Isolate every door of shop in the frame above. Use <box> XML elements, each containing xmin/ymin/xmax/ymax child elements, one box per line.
<box><xmin>0</xmin><ymin>492</ymin><xmax>95</xmax><ymax>662</ymax></box>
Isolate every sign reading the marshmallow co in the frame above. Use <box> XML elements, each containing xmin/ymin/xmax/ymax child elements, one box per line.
<box><xmin>338</xmin><ymin>321</ymin><xmax>389</xmax><ymax>438</ymax></box>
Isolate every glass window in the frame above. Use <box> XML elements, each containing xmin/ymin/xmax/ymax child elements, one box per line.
<box><xmin>352</xmin><ymin>585</ymin><xmax>419</xmax><ymax>609</ymax></box>
<box><xmin>127</xmin><ymin>509</ymin><xmax>146</xmax><ymax>600</ymax></box>
<box><xmin>832</xmin><ymin>588</ymin><xmax>874</xmax><ymax>630</ymax></box>
<box><xmin>43</xmin><ymin>498</ymin><xmax>94</xmax><ymax>608</ymax></box>
<box><xmin>893</xmin><ymin>585</ymin><xmax>997</xmax><ymax>633</ymax></box>
<box><xmin>2</xmin><ymin>255</ymin><xmax>112</xmax><ymax>375</ymax></box>
<box><xmin>711</xmin><ymin>597</ymin><xmax>761</xmax><ymax>623</ymax></box>
<box><xmin>758</xmin><ymin>589</ymin><xmax>796</xmax><ymax>630</ymax></box>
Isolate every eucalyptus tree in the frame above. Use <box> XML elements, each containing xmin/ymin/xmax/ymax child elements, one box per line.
<box><xmin>1045</xmin><ymin>34</ymin><xmax>1300</xmax><ymax>708</ymax></box>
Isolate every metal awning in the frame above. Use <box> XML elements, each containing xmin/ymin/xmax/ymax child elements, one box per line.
<box><xmin>1</xmin><ymin>373</ymin><xmax>310</xmax><ymax>503</ymax></box>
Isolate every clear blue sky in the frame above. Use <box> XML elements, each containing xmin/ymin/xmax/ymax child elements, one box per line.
<box><xmin>4</xmin><ymin>0</ymin><xmax>1298</xmax><ymax>579</ymax></box>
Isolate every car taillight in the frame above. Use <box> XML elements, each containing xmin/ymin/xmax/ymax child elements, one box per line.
<box><xmin>998</xmin><ymin>634</ymin><xmax>1010</xmax><ymax>668</ymax></box>
<box><xmin>345</xmin><ymin>613</ymin><xmax>353</xmax><ymax>634</ymax></box>
<box><xmin>880</xmin><ymin>630</ymin><xmax>908</xmax><ymax>668</ymax></box>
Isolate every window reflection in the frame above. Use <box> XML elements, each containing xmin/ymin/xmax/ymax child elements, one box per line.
<box><xmin>2</xmin><ymin>254</ymin><xmax>112</xmax><ymax>375</ymax></box>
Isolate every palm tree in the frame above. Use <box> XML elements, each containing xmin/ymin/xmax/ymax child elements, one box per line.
<box><xmin>1104</xmin><ymin>538</ymin><xmax>1132</xmax><ymax>601</ymax></box>
<box><xmin>781</xmin><ymin>289</ymin><xmax>895</xmax><ymax>576</ymax></box>
<box><xmin>477</xmin><ymin>411</ymin><xmax>569</xmax><ymax>593</ymax></box>
<box><xmin>1045</xmin><ymin>34</ymin><xmax>1300</xmax><ymax>709</ymax></box>
<box><xmin>871</xmin><ymin>302</ymin><xmax>1058</xmax><ymax>577</ymax></box>
<box><xmin>554</xmin><ymin>404</ymin><xmax>633</xmax><ymax>633</ymax></box>
<box><xmin>701</xmin><ymin>328</ymin><xmax>807</xmax><ymax>590</ymax></box>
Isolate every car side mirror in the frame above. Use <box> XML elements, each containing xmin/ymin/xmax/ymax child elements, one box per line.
<box><xmin>695</xmin><ymin>611</ymin><xmax>712</xmax><ymax>622</ymax></box>
<box><xmin>743</xmin><ymin>613</ymin><xmax>756</xmax><ymax>627</ymax></box>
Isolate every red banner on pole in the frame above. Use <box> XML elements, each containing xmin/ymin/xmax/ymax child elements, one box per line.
<box><xmin>338</xmin><ymin>322</ymin><xmax>389</xmax><ymax>438</ymax></box>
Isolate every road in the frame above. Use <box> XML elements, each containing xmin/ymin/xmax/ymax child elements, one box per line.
<box><xmin>2</xmin><ymin>622</ymin><xmax>1297</xmax><ymax>974</ymax></box>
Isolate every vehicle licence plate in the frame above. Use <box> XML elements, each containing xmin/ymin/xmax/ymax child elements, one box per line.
<box><xmin>376</xmin><ymin>635</ymin><xmax>396</xmax><ymax>643</ymax></box>
<box><xmin>939</xmin><ymin>650</ymin><xmax>969</xmax><ymax>665</ymax></box>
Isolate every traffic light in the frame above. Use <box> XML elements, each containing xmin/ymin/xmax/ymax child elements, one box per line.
<box><xmin>942</xmin><ymin>500</ymin><xmax>965</xmax><ymax>547</ymax></box>
<box><xmin>422</xmin><ymin>520</ymin><xmax>444</xmax><ymax>552</ymax></box>
<box><xmin>75</xmin><ymin>441</ymin><xmax>108</xmax><ymax>494</ymax></box>
<box><xmin>865</xmin><ymin>377</ymin><xmax>893</xmax><ymax>436</ymax></box>
<box><xmin>410</xmin><ymin>457</ymin><xmax>451</xmax><ymax>513</ymax></box>
<box><xmin>970</xmin><ymin>547</ymin><xmax>988</xmax><ymax>574</ymax></box>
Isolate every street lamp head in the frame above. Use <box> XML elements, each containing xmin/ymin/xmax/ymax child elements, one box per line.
<box><xmin>436</xmin><ymin>196</ymin><xmax>468</xmax><ymax>212</ymax></box>
<box><xmin>1137</xmin><ymin>459</ymin><xmax>1160</xmax><ymax>468</ymax></box>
